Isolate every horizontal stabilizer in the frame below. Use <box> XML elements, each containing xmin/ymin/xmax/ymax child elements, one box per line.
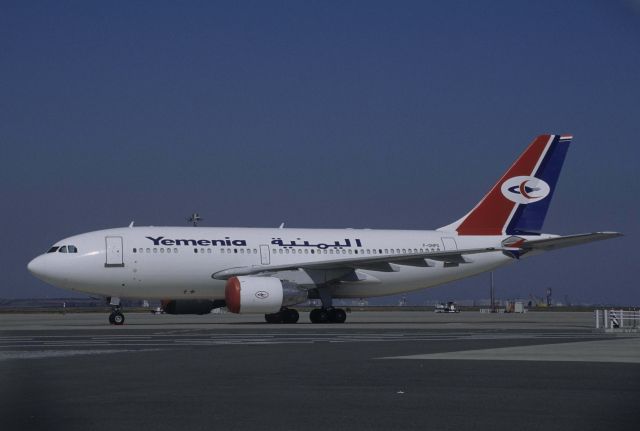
<box><xmin>520</xmin><ymin>232</ymin><xmax>622</xmax><ymax>252</ymax></box>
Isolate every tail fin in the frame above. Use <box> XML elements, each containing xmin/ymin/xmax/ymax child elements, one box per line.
<box><xmin>439</xmin><ymin>134</ymin><xmax>572</xmax><ymax>236</ymax></box>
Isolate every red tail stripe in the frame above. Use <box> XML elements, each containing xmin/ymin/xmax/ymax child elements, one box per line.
<box><xmin>456</xmin><ymin>135</ymin><xmax>552</xmax><ymax>235</ymax></box>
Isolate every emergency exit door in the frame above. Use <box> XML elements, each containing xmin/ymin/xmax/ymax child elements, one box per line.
<box><xmin>105</xmin><ymin>236</ymin><xmax>124</xmax><ymax>267</ymax></box>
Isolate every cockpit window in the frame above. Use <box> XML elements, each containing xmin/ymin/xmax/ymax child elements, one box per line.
<box><xmin>47</xmin><ymin>246</ymin><xmax>59</xmax><ymax>253</ymax></box>
<box><xmin>59</xmin><ymin>246</ymin><xmax>68</xmax><ymax>253</ymax></box>
<box><xmin>68</xmin><ymin>245</ymin><xmax>78</xmax><ymax>253</ymax></box>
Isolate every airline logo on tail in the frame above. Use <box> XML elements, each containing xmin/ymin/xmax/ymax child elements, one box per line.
<box><xmin>438</xmin><ymin>134</ymin><xmax>572</xmax><ymax>235</ymax></box>
<box><xmin>500</xmin><ymin>176</ymin><xmax>550</xmax><ymax>204</ymax></box>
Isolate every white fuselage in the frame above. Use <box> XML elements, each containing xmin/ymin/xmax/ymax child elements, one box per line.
<box><xmin>27</xmin><ymin>226</ymin><xmax>534</xmax><ymax>300</ymax></box>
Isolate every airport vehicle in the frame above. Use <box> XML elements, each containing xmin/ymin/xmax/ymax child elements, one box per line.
<box><xmin>27</xmin><ymin>135</ymin><xmax>621</xmax><ymax>325</ymax></box>
<box><xmin>435</xmin><ymin>302</ymin><xmax>460</xmax><ymax>313</ymax></box>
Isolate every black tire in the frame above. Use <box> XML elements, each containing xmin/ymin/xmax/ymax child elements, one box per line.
<box><xmin>309</xmin><ymin>309</ymin><xmax>319</xmax><ymax>323</ymax></box>
<box><xmin>329</xmin><ymin>308</ymin><xmax>347</xmax><ymax>323</ymax></box>
<box><xmin>265</xmin><ymin>312</ymin><xmax>283</xmax><ymax>323</ymax></box>
<box><xmin>112</xmin><ymin>312</ymin><xmax>125</xmax><ymax>325</ymax></box>
<box><xmin>282</xmin><ymin>309</ymin><xmax>299</xmax><ymax>324</ymax></box>
<box><xmin>310</xmin><ymin>308</ymin><xmax>329</xmax><ymax>323</ymax></box>
<box><xmin>108</xmin><ymin>313</ymin><xmax>115</xmax><ymax>325</ymax></box>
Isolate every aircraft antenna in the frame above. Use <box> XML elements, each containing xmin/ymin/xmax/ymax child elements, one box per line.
<box><xmin>188</xmin><ymin>212</ymin><xmax>202</xmax><ymax>227</ymax></box>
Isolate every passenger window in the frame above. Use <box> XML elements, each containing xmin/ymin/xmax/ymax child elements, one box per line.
<box><xmin>160</xmin><ymin>248</ymin><xmax>165</xmax><ymax>253</ymax></box>
<box><xmin>133</xmin><ymin>248</ymin><xmax>137</xmax><ymax>253</ymax></box>
<box><xmin>47</xmin><ymin>246</ymin><xmax>59</xmax><ymax>253</ymax></box>
<box><xmin>253</xmin><ymin>248</ymin><xmax>257</xmax><ymax>254</ymax></box>
<box><xmin>167</xmin><ymin>248</ymin><xmax>171</xmax><ymax>253</ymax></box>
<box><xmin>59</xmin><ymin>246</ymin><xmax>68</xmax><ymax>253</ymax></box>
<box><xmin>146</xmin><ymin>248</ymin><xmax>150</xmax><ymax>253</ymax></box>
<box><xmin>348</xmin><ymin>250</ymin><xmax>352</xmax><ymax>254</ymax></box>
<box><xmin>207</xmin><ymin>249</ymin><xmax>211</xmax><ymax>254</ymax></box>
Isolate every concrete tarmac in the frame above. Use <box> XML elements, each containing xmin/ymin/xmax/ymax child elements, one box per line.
<box><xmin>1</xmin><ymin>311</ymin><xmax>639</xmax><ymax>431</ymax></box>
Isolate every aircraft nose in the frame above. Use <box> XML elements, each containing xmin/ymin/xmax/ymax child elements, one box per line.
<box><xmin>27</xmin><ymin>255</ymin><xmax>48</xmax><ymax>280</ymax></box>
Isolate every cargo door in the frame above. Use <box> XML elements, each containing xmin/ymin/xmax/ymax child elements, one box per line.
<box><xmin>441</xmin><ymin>237</ymin><xmax>458</xmax><ymax>251</ymax></box>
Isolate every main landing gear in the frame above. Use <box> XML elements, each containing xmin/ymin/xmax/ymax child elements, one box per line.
<box><xmin>108</xmin><ymin>297</ymin><xmax>125</xmax><ymax>325</ymax></box>
<box><xmin>265</xmin><ymin>308</ymin><xmax>300</xmax><ymax>324</ymax></box>
<box><xmin>308</xmin><ymin>286</ymin><xmax>347</xmax><ymax>324</ymax></box>
<box><xmin>309</xmin><ymin>307</ymin><xmax>347</xmax><ymax>324</ymax></box>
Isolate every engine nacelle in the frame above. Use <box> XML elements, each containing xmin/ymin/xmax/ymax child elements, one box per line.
<box><xmin>161</xmin><ymin>299</ymin><xmax>226</xmax><ymax>315</ymax></box>
<box><xmin>225</xmin><ymin>276</ymin><xmax>307</xmax><ymax>314</ymax></box>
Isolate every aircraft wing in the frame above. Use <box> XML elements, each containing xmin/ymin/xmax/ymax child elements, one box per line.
<box><xmin>518</xmin><ymin>232</ymin><xmax>622</xmax><ymax>252</ymax></box>
<box><xmin>212</xmin><ymin>246</ymin><xmax>504</xmax><ymax>280</ymax></box>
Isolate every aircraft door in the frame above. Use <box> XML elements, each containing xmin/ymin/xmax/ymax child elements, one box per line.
<box><xmin>260</xmin><ymin>245</ymin><xmax>270</xmax><ymax>265</ymax></box>
<box><xmin>105</xmin><ymin>236</ymin><xmax>125</xmax><ymax>267</ymax></box>
<box><xmin>441</xmin><ymin>237</ymin><xmax>458</xmax><ymax>251</ymax></box>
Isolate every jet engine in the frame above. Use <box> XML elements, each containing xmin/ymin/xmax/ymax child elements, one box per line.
<box><xmin>224</xmin><ymin>276</ymin><xmax>307</xmax><ymax>314</ymax></box>
<box><xmin>161</xmin><ymin>299</ymin><xmax>226</xmax><ymax>315</ymax></box>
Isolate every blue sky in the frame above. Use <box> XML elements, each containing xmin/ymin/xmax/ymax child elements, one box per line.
<box><xmin>1</xmin><ymin>1</ymin><xmax>638</xmax><ymax>304</ymax></box>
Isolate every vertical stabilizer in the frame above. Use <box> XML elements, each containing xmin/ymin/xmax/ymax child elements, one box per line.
<box><xmin>438</xmin><ymin>134</ymin><xmax>572</xmax><ymax>235</ymax></box>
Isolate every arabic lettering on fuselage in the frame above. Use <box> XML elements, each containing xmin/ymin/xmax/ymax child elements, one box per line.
<box><xmin>270</xmin><ymin>238</ymin><xmax>363</xmax><ymax>249</ymax></box>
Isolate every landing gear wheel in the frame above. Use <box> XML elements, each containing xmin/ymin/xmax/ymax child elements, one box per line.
<box><xmin>108</xmin><ymin>313</ymin><xmax>115</xmax><ymax>324</ymax></box>
<box><xmin>111</xmin><ymin>311</ymin><xmax>125</xmax><ymax>325</ymax></box>
<box><xmin>265</xmin><ymin>312</ymin><xmax>283</xmax><ymax>323</ymax></box>
<box><xmin>309</xmin><ymin>308</ymin><xmax>330</xmax><ymax>323</ymax></box>
<box><xmin>282</xmin><ymin>308</ymin><xmax>299</xmax><ymax>324</ymax></box>
<box><xmin>328</xmin><ymin>308</ymin><xmax>347</xmax><ymax>323</ymax></box>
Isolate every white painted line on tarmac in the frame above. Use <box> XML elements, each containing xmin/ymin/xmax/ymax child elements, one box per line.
<box><xmin>0</xmin><ymin>349</ymin><xmax>163</xmax><ymax>361</ymax></box>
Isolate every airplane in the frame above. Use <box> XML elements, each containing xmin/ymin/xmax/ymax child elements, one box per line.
<box><xmin>27</xmin><ymin>134</ymin><xmax>621</xmax><ymax>325</ymax></box>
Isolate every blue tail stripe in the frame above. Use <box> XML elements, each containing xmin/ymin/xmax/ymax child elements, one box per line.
<box><xmin>506</xmin><ymin>136</ymin><xmax>571</xmax><ymax>235</ymax></box>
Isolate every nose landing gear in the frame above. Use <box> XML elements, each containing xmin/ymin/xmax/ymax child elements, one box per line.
<box><xmin>107</xmin><ymin>297</ymin><xmax>125</xmax><ymax>325</ymax></box>
<box><xmin>109</xmin><ymin>310</ymin><xmax>125</xmax><ymax>325</ymax></box>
